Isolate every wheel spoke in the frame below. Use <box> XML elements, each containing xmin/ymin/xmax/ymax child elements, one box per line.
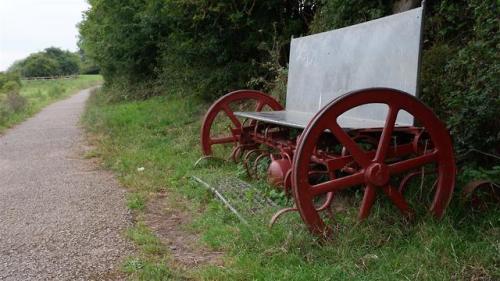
<box><xmin>358</xmin><ymin>184</ymin><xmax>377</xmax><ymax>220</ymax></box>
<box><xmin>310</xmin><ymin>172</ymin><xmax>365</xmax><ymax>196</ymax></box>
<box><xmin>381</xmin><ymin>185</ymin><xmax>412</xmax><ymax>217</ymax></box>
<box><xmin>222</xmin><ymin>105</ymin><xmax>241</xmax><ymax>127</ymax></box>
<box><xmin>255</xmin><ymin>100</ymin><xmax>265</xmax><ymax>111</ymax></box>
<box><xmin>329</xmin><ymin>122</ymin><xmax>370</xmax><ymax>168</ymax></box>
<box><xmin>210</xmin><ymin>136</ymin><xmax>235</xmax><ymax>145</ymax></box>
<box><xmin>389</xmin><ymin>150</ymin><xmax>438</xmax><ymax>175</ymax></box>
<box><xmin>374</xmin><ymin>105</ymin><xmax>399</xmax><ymax>162</ymax></box>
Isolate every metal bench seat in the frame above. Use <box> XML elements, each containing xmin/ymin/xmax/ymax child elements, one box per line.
<box><xmin>235</xmin><ymin>111</ymin><xmax>312</xmax><ymax>129</ymax></box>
<box><xmin>235</xmin><ymin>110</ymin><xmax>394</xmax><ymax>129</ymax></box>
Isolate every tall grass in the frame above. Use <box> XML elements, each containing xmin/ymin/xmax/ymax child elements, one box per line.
<box><xmin>83</xmin><ymin>89</ymin><xmax>499</xmax><ymax>281</ymax></box>
<box><xmin>0</xmin><ymin>75</ymin><xmax>102</xmax><ymax>132</ymax></box>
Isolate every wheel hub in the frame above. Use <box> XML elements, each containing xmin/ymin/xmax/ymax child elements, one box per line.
<box><xmin>365</xmin><ymin>162</ymin><xmax>390</xmax><ymax>186</ymax></box>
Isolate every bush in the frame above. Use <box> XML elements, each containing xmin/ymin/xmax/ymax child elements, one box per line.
<box><xmin>1</xmin><ymin>80</ymin><xmax>21</xmax><ymax>93</ymax></box>
<box><xmin>0</xmin><ymin>72</ymin><xmax>21</xmax><ymax>90</ymax></box>
<box><xmin>421</xmin><ymin>0</ymin><xmax>499</xmax><ymax>157</ymax></box>
<box><xmin>78</xmin><ymin>0</ymin><xmax>315</xmax><ymax>100</ymax></box>
<box><xmin>14</xmin><ymin>47</ymin><xmax>80</xmax><ymax>78</ymax></box>
<box><xmin>4</xmin><ymin>92</ymin><xmax>27</xmax><ymax>112</ymax></box>
<box><xmin>0</xmin><ymin>71</ymin><xmax>27</xmax><ymax>122</ymax></box>
<box><xmin>0</xmin><ymin>92</ymin><xmax>28</xmax><ymax>123</ymax></box>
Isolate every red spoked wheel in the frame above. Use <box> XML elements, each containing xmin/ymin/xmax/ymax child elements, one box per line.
<box><xmin>201</xmin><ymin>90</ymin><xmax>283</xmax><ymax>156</ymax></box>
<box><xmin>292</xmin><ymin>88</ymin><xmax>456</xmax><ymax>236</ymax></box>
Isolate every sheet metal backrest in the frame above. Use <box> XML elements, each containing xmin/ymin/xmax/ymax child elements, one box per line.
<box><xmin>286</xmin><ymin>7</ymin><xmax>423</xmax><ymax>126</ymax></box>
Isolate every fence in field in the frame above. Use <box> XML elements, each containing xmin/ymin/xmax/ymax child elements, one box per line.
<box><xmin>22</xmin><ymin>75</ymin><xmax>78</xmax><ymax>81</ymax></box>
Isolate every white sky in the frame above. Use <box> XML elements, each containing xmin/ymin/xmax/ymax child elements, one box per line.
<box><xmin>0</xmin><ymin>0</ymin><xmax>89</xmax><ymax>71</ymax></box>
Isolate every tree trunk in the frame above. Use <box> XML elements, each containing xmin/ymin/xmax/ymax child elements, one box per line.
<box><xmin>393</xmin><ymin>0</ymin><xmax>421</xmax><ymax>13</ymax></box>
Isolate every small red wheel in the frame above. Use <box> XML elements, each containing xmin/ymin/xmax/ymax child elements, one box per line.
<box><xmin>462</xmin><ymin>180</ymin><xmax>500</xmax><ymax>211</ymax></box>
<box><xmin>292</xmin><ymin>88</ymin><xmax>456</xmax><ymax>236</ymax></box>
<box><xmin>201</xmin><ymin>90</ymin><xmax>283</xmax><ymax>156</ymax></box>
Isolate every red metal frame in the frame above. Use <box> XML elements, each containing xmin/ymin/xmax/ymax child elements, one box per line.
<box><xmin>292</xmin><ymin>88</ymin><xmax>455</xmax><ymax>235</ymax></box>
<box><xmin>200</xmin><ymin>89</ymin><xmax>283</xmax><ymax>156</ymax></box>
<box><xmin>200</xmin><ymin>88</ymin><xmax>456</xmax><ymax>237</ymax></box>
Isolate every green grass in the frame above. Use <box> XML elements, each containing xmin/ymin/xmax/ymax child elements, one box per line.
<box><xmin>127</xmin><ymin>192</ymin><xmax>146</xmax><ymax>211</ymax></box>
<box><xmin>82</xmin><ymin>89</ymin><xmax>499</xmax><ymax>281</ymax></box>
<box><xmin>0</xmin><ymin>75</ymin><xmax>102</xmax><ymax>131</ymax></box>
<box><xmin>127</xmin><ymin>223</ymin><xmax>165</xmax><ymax>256</ymax></box>
<box><xmin>123</xmin><ymin>257</ymin><xmax>175</xmax><ymax>281</ymax></box>
<box><xmin>123</xmin><ymin>219</ymin><xmax>185</xmax><ymax>280</ymax></box>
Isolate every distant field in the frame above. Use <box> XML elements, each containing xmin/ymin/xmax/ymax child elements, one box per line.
<box><xmin>0</xmin><ymin>75</ymin><xmax>102</xmax><ymax>132</ymax></box>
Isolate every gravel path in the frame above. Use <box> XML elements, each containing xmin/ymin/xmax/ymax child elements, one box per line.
<box><xmin>0</xmin><ymin>88</ymin><xmax>133</xmax><ymax>280</ymax></box>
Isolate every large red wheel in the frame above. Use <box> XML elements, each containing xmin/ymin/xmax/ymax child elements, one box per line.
<box><xmin>201</xmin><ymin>90</ymin><xmax>283</xmax><ymax>156</ymax></box>
<box><xmin>292</xmin><ymin>88</ymin><xmax>456</xmax><ymax>236</ymax></box>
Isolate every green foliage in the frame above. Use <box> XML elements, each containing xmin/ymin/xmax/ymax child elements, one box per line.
<box><xmin>159</xmin><ymin>0</ymin><xmax>314</xmax><ymax>100</ymax></box>
<box><xmin>309</xmin><ymin>0</ymin><xmax>391</xmax><ymax>33</ymax></box>
<box><xmin>459</xmin><ymin>165</ymin><xmax>500</xmax><ymax>186</ymax></box>
<box><xmin>127</xmin><ymin>193</ymin><xmax>146</xmax><ymax>210</ymax></box>
<box><xmin>123</xmin><ymin>258</ymin><xmax>173</xmax><ymax>281</ymax></box>
<box><xmin>78</xmin><ymin>0</ymin><xmax>315</xmax><ymax>100</ymax></box>
<box><xmin>0</xmin><ymin>92</ymin><xmax>28</xmax><ymax>124</ymax></box>
<box><xmin>0</xmin><ymin>71</ymin><xmax>21</xmax><ymax>91</ymax></box>
<box><xmin>1</xmin><ymin>81</ymin><xmax>21</xmax><ymax>93</ymax></box>
<box><xmin>47</xmin><ymin>84</ymin><xmax>66</xmax><ymax>98</ymax></box>
<box><xmin>79</xmin><ymin>53</ymin><xmax>101</xmax><ymax>75</ymax></box>
<box><xmin>0</xmin><ymin>72</ymin><xmax>27</xmax><ymax>124</ymax></box>
<box><xmin>44</xmin><ymin>47</ymin><xmax>80</xmax><ymax>76</ymax></box>
<box><xmin>78</xmin><ymin>0</ymin><xmax>169</xmax><ymax>86</ymax></box>
<box><xmin>21</xmin><ymin>54</ymin><xmax>60</xmax><ymax>77</ymax></box>
<box><xmin>421</xmin><ymin>0</ymin><xmax>499</xmax><ymax>157</ymax></box>
<box><xmin>12</xmin><ymin>47</ymin><xmax>80</xmax><ymax>78</ymax></box>
<box><xmin>123</xmin><ymin>223</ymin><xmax>179</xmax><ymax>280</ymax></box>
<box><xmin>127</xmin><ymin>223</ymin><xmax>165</xmax><ymax>255</ymax></box>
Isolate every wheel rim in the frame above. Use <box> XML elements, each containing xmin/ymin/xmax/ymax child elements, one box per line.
<box><xmin>201</xmin><ymin>90</ymin><xmax>283</xmax><ymax>156</ymax></box>
<box><xmin>292</xmin><ymin>88</ymin><xmax>456</xmax><ymax>235</ymax></box>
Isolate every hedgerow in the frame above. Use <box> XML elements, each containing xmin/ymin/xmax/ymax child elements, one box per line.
<box><xmin>78</xmin><ymin>0</ymin><xmax>498</xmax><ymax>165</ymax></box>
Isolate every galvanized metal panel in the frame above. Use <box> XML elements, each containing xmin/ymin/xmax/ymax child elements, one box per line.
<box><xmin>286</xmin><ymin>7</ymin><xmax>423</xmax><ymax>127</ymax></box>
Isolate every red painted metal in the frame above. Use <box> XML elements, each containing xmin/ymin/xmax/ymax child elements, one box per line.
<box><xmin>267</xmin><ymin>153</ymin><xmax>292</xmax><ymax>187</ymax></box>
<box><xmin>242</xmin><ymin>149</ymin><xmax>267</xmax><ymax>178</ymax></box>
<box><xmin>200</xmin><ymin>90</ymin><xmax>283</xmax><ymax>156</ymax></box>
<box><xmin>268</xmin><ymin>192</ymin><xmax>335</xmax><ymax>227</ymax></box>
<box><xmin>292</xmin><ymin>88</ymin><xmax>456</xmax><ymax>236</ymax></box>
<box><xmin>462</xmin><ymin>180</ymin><xmax>500</xmax><ymax>210</ymax></box>
<box><xmin>200</xmin><ymin>87</ymin><xmax>456</xmax><ymax>237</ymax></box>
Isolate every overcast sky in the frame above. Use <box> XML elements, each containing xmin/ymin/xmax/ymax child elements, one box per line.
<box><xmin>0</xmin><ymin>0</ymin><xmax>89</xmax><ymax>71</ymax></box>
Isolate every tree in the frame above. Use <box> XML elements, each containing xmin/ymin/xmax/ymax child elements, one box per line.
<box><xmin>78</xmin><ymin>0</ymin><xmax>317</xmax><ymax>98</ymax></box>
<box><xmin>13</xmin><ymin>47</ymin><xmax>80</xmax><ymax>78</ymax></box>
<box><xmin>78</xmin><ymin>0</ymin><xmax>165</xmax><ymax>83</ymax></box>
<box><xmin>44</xmin><ymin>47</ymin><xmax>80</xmax><ymax>75</ymax></box>
<box><xmin>20</xmin><ymin>53</ymin><xmax>60</xmax><ymax>77</ymax></box>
